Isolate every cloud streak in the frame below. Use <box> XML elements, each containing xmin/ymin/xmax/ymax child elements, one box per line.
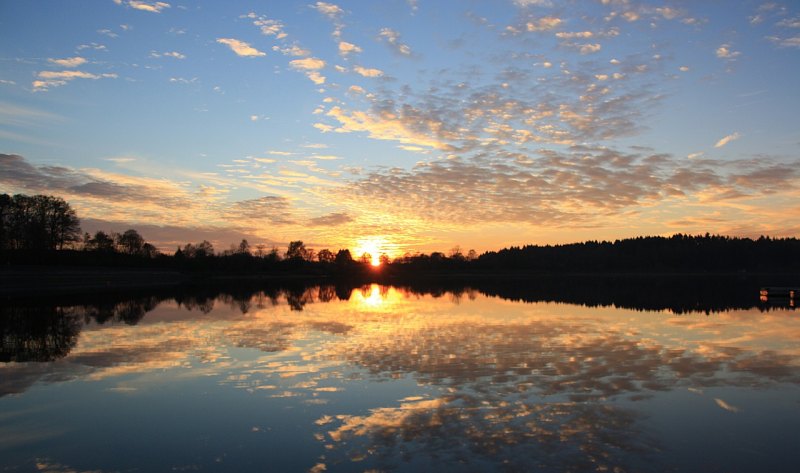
<box><xmin>216</xmin><ymin>38</ymin><xmax>266</xmax><ymax>57</ymax></box>
<box><xmin>714</xmin><ymin>132</ymin><xmax>741</xmax><ymax>148</ymax></box>
<box><xmin>114</xmin><ymin>0</ymin><xmax>170</xmax><ymax>13</ymax></box>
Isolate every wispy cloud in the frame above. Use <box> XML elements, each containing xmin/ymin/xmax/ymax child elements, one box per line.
<box><xmin>525</xmin><ymin>16</ymin><xmax>562</xmax><ymax>32</ymax></box>
<box><xmin>33</xmin><ymin>70</ymin><xmax>117</xmax><ymax>91</ymax></box>
<box><xmin>150</xmin><ymin>50</ymin><xmax>186</xmax><ymax>59</ymax></box>
<box><xmin>309</xmin><ymin>212</ymin><xmax>352</xmax><ymax>226</ymax></box>
<box><xmin>378</xmin><ymin>28</ymin><xmax>412</xmax><ymax>56</ymax></box>
<box><xmin>114</xmin><ymin>0</ymin><xmax>170</xmax><ymax>13</ymax></box>
<box><xmin>514</xmin><ymin>0</ymin><xmax>553</xmax><ymax>7</ymax></box>
<box><xmin>714</xmin><ymin>132</ymin><xmax>741</xmax><ymax>148</ymax></box>
<box><xmin>323</xmin><ymin>106</ymin><xmax>453</xmax><ymax>150</ymax></box>
<box><xmin>765</xmin><ymin>35</ymin><xmax>800</xmax><ymax>48</ymax></box>
<box><xmin>216</xmin><ymin>38</ymin><xmax>266</xmax><ymax>57</ymax></box>
<box><xmin>242</xmin><ymin>12</ymin><xmax>288</xmax><ymax>39</ymax></box>
<box><xmin>47</xmin><ymin>57</ymin><xmax>87</xmax><ymax>68</ymax></box>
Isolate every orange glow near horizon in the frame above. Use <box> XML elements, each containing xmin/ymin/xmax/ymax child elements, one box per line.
<box><xmin>352</xmin><ymin>237</ymin><xmax>391</xmax><ymax>266</ymax></box>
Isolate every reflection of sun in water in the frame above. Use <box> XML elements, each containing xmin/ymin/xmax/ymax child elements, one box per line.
<box><xmin>360</xmin><ymin>284</ymin><xmax>383</xmax><ymax>307</ymax></box>
<box><xmin>351</xmin><ymin>284</ymin><xmax>406</xmax><ymax>311</ymax></box>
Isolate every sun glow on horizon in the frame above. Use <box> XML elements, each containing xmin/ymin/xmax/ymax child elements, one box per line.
<box><xmin>352</xmin><ymin>237</ymin><xmax>391</xmax><ymax>266</ymax></box>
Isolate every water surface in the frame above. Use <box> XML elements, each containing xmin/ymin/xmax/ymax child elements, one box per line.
<box><xmin>2</xmin><ymin>280</ymin><xmax>799</xmax><ymax>472</ymax></box>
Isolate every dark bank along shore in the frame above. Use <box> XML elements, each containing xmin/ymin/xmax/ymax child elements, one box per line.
<box><xmin>2</xmin><ymin>265</ymin><xmax>799</xmax><ymax>297</ymax></box>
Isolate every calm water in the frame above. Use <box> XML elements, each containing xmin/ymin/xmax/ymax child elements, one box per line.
<box><xmin>1</xmin><ymin>279</ymin><xmax>799</xmax><ymax>472</ymax></box>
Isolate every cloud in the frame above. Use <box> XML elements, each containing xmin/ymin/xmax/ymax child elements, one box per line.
<box><xmin>313</xmin><ymin>1</ymin><xmax>344</xmax><ymax>20</ymax></box>
<box><xmin>227</xmin><ymin>196</ymin><xmax>295</xmax><ymax>225</ymax></box>
<box><xmin>216</xmin><ymin>38</ymin><xmax>266</xmax><ymax>57</ymax></box>
<box><xmin>242</xmin><ymin>12</ymin><xmax>288</xmax><ymax>39</ymax></box>
<box><xmin>514</xmin><ymin>0</ymin><xmax>553</xmax><ymax>6</ymax></box>
<box><xmin>48</xmin><ymin>57</ymin><xmax>87</xmax><ymax>68</ymax></box>
<box><xmin>309</xmin><ymin>212</ymin><xmax>353</xmax><ymax>226</ymax></box>
<box><xmin>577</xmin><ymin>43</ymin><xmax>602</xmax><ymax>54</ymax></box>
<box><xmin>77</xmin><ymin>42</ymin><xmax>107</xmax><ymax>51</ymax></box>
<box><xmin>115</xmin><ymin>0</ymin><xmax>170</xmax><ymax>13</ymax></box>
<box><xmin>378</xmin><ymin>28</ymin><xmax>412</xmax><ymax>56</ymax></box>
<box><xmin>777</xmin><ymin>17</ymin><xmax>800</xmax><ymax>28</ymax></box>
<box><xmin>275</xmin><ymin>44</ymin><xmax>310</xmax><ymax>56</ymax></box>
<box><xmin>289</xmin><ymin>58</ymin><xmax>327</xmax><ymax>84</ymax></box>
<box><xmin>338</xmin><ymin>41</ymin><xmax>362</xmax><ymax>56</ymax></box>
<box><xmin>766</xmin><ymin>35</ymin><xmax>800</xmax><ymax>48</ymax></box>
<box><xmin>98</xmin><ymin>28</ymin><xmax>118</xmax><ymax>38</ymax></box>
<box><xmin>353</xmin><ymin>65</ymin><xmax>383</xmax><ymax>77</ymax></box>
<box><xmin>150</xmin><ymin>51</ymin><xmax>185</xmax><ymax>59</ymax></box>
<box><xmin>328</xmin><ymin>147</ymin><xmax>800</xmax><ymax>228</ymax></box>
<box><xmin>714</xmin><ymin>132</ymin><xmax>741</xmax><ymax>148</ymax></box>
<box><xmin>716</xmin><ymin>44</ymin><xmax>741</xmax><ymax>59</ymax></box>
<box><xmin>526</xmin><ymin>17</ymin><xmax>563</xmax><ymax>32</ymax></box>
<box><xmin>556</xmin><ymin>31</ymin><xmax>594</xmax><ymax>39</ymax></box>
<box><xmin>33</xmin><ymin>70</ymin><xmax>117</xmax><ymax>91</ymax></box>
<box><xmin>622</xmin><ymin>11</ymin><xmax>640</xmax><ymax>22</ymax></box>
<box><xmin>323</xmin><ymin>106</ymin><xmax>453</xmax><ymax>151</ymax></box>
<box><xmin>290</xmin><ymin>57</ymin><xmax>326</xmax><ymax>70</ymax></box>
<box><xmin>0</xmin><ymin>154</ymin><xmax>360</xmax><ymax>249</ymax></box>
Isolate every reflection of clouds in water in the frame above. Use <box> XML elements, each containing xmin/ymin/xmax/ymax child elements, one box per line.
<box><xmin>3</xmin><ymin>287</ymin><xmax>800</xmax><ymax>471</ymax></box>
<box><xmin>714</xmin><ymin>398</ymin><xmax>740</xmax><ymax>413</ymax></box>
<box><xmin>323</xmin><ymin>395</ymin><xmax>656</xmax><ymax>472</ymax></box>
<box><xmin>313</xmin><ymin>314</ymin><xmax>800</xmax><ymax>470</ymax></box>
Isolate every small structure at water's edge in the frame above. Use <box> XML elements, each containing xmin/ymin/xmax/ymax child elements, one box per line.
<box><xmin>760</xmin><ymin>287</ymin><xmax>797</xmax><ymax>308</ymax></box>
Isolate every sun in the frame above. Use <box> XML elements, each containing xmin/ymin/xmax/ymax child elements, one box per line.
<box><xmin>352</xmin><ymin>237</ymin><xmax>387</xmax><ymax>266</ymax></box>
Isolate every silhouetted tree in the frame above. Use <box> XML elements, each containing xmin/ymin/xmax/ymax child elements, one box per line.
<box><xmin>0</xmin><ymin>194</ymin><xmax>81</xmax><ymax>250</ymax></box>
<box><xmin>86</xmin><ymin>231</ymin><xmax>116</xmax><ymax>252</ymax></box>
<box><xmin>182</xmin><ymin>240</ymin><xmax>214</xmax><ymax>258</ymax></box>
<box><xmin>286</xmin><ymin>240</ymin><xmax>308</xmax><ymax>260</ymax></box>
<box><xmin>117</xmin><ymin>229</ymin><xmax>145</xmax><ymax>255</ymax></box>
<box><xmin>318</xmin><ymin>248</ymin><xmax>335</xmax><ymax>263</ymax></box>
<box><xmin>237</xmin><ymin>239</ymin><xmax>250</xmax><ymax>255</ymax></box>
<box><xmin>141</xmin><ymin>243</ymin><xmax>159</xmax><ymax>258</ymax></box>
<box><xmin>335</xmin><ymin>249</ymin><xmax>353</xmax><ymax>264</ymax></box>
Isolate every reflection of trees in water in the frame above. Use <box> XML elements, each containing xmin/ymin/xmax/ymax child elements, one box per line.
<box><xmin>318</xmin><ymin>318</ymin><xmax>800</xmax><ymax>472</ymax></box>
<box><xmin>393</xmin><ymin>275</ymin><xmax>786</xmax><ymax>314</ymax></box>
<box><xmin>0</xmin><ymin>306</ymin><xmax>82</xmax><ymax>363</ymax></box>
<box><xmin>0</xmin><ymin>276</ymin><xmax>792</xmax><ymax>367</ymax></box>
<box><xmin>83</xmin><ymin>297</ymin><xmax>159</xmax><ymax>325</ymax></box>
<box><xmin>0</xmin><ymin>296</ymin><xmax>161</xmax><ymax>364</ymax></box>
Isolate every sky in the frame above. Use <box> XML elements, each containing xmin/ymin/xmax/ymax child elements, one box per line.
<box><xmin>1</xmin><ymin>0</ymin><xmax>799</xmax><ymax>257</ymax></box>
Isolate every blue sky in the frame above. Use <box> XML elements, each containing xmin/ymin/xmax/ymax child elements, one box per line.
<box><xmin>1</xmin><ymin>0</ymin><xmax>799</xmax><ymax>255</ymax></box>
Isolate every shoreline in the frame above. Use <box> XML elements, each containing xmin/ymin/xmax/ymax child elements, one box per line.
<box><xmin>2</xmin><ymin>265</ymin><xmax>798</xmax><ymax>297</ymax></box>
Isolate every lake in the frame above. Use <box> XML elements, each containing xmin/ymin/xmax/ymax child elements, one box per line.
<box><xmin>1</xmin><ymin>277</ymin><xmax>799</xmax><ymax>472</ymax></box>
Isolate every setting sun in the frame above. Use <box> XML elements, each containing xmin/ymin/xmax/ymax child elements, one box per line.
<box><xmin>352</xmin><ymin>237</ymin><xmax>390</xmax><ymax>267</ymax></box>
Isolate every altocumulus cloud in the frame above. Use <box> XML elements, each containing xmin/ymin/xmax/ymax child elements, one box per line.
<box><xmin>328</xmin><ymin>147</ymin><xmax>800</xmax><ymax>227</ymax></box>
<box><xmin>309</xmin><ymin>212</ymin><xmax>353</xmax><ymax>226</ymax></box>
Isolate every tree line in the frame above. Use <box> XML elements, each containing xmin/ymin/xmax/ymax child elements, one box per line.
<box><xmin>2</xmin><ymin>193</ymin><xmax>799</xmax><ymax>273</ymax></box>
